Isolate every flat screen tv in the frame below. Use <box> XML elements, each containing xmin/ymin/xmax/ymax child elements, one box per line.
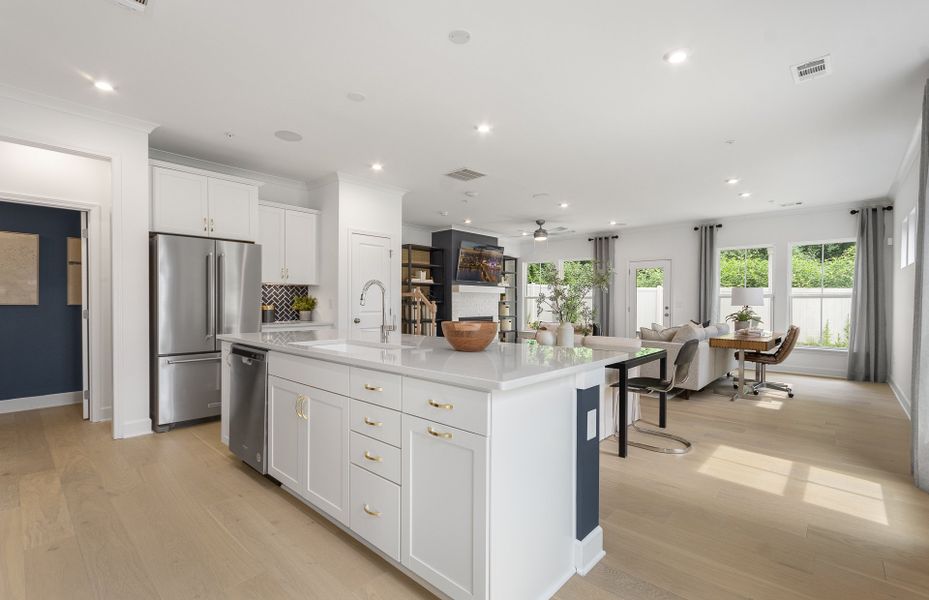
<box><xmin>456</xmin><ymin>241</ymin><xmax>504</xmax><ymax>284</ymax></box>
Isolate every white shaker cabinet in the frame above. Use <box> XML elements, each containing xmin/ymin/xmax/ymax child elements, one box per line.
<box><xmin>257</xmin><ymin>202</ymin><xmax>319</xmax><ymax>285</ymax></box>
<box><xmin>401</xmin><ymin>414</ymin><xmax>488</xmax><ymax>600</ymax></box>
<box><xmin>301</xmin><ymin>387</ymin><xmax>350</xmax><ymax>526</ymax></box>
<box><xmin>267</xmin><ymin>376</ymin><xmax>306</xmax><ymax>491</ymax></box>
<box><xmin>150</xmin><ymin>161</ymin><xmax>261</xmax><ymax>242</ymax></box>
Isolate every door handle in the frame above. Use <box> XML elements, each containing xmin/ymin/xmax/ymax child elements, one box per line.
<box><xmin>207</xmin><ymin>253</ymin><xmax>215</xmax><ymax>338</ymax></box>
<box><xmin>166</xmin><ymin>356</ymin><xmax>221</xmax><ymax>365</ymax></box>
<box><xmin>216</xmin><ymin>253</ymin><xmax>225</xmax><ymax>334</ymax></box>
<box><xmin>353</xmin><ymin>318</ymin><xmax>361</xmax><ymax>324</ymax></box>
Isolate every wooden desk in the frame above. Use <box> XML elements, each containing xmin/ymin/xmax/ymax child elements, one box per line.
<box><xmin>709</xmin><ymin>332</ymin><xmax>783</xmax><ymax>400</ymax></box>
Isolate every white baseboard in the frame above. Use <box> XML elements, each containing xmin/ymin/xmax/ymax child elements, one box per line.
<box><xmin>766</xmin><ymin>364</ymin><xmax>847</xmax><ymax>379</ymax></box>
<box><xmin>889</xmin><ymin>377</ymin><xmax>912</xmax><ymax>419</ymax></box>
<box><xmin>574</xmin><ymin>526</ymin><xmax>605</xmax><ymax>576</ymax></box>
<box><xmin>0</xmin><ymin>391</ymin><xmax>82</xmax><ymax>414</ymax></box>
<box><xmin>119</xmin><ymin>417</ymin><xmax>153</xmax><ymax>438</ymax></box>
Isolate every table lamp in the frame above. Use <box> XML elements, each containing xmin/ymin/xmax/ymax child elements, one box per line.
<box><xmin>731</xmin><ymin>287</ymin><xmax>763</xmax><ymax>310</ymax></box>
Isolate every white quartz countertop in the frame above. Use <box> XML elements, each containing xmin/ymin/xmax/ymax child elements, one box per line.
<box><xmin>217</xmin><ymin>330</ymin><xmax>639</xmax><ymax>391</ymax></box>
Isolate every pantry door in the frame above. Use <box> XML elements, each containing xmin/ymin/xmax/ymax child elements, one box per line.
<box><xmin>350</xmin><ymin>232</ymin><xmax>393</xmax><ymax>342</ymax></box>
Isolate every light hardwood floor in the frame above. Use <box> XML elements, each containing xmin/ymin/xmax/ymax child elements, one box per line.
<box><xmin>1</xmin><ymin>375</ymin><xmax>926</xmax><ymax>600</ymax></box>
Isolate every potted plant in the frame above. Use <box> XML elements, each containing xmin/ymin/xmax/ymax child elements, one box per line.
<box><xmin>726</xmin><ymin>307</ymin><xmax>762</xmax><ymax>331</ymax></box>
<box><xmin>292</xmin><ymin>295</ymin><xmax>318</xmax><ymax>321</ymax></box>
<box><xmin>535</xmin><ymin>263</ymin><xmax>611</xmax><ymax>347</ymax></box>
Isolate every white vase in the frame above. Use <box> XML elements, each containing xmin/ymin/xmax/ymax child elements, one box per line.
<box><xmin>557</xmin><ymin>322</ymin><xmax>575</xmax><ymax>348</ymax></box>
<box><xmin>536</xmin><ymin>330</ymin><xmax>556</xmax><ymax>346</ymax></box>
<box><xmin>734</xmin><ymin>320</ymin><xmax>750</xmax><ymax>331</ymax></box>
<box><xmin>299</xmin><ymin>310</ymin><xmax>313</xmax><ymax>321</ymax></box>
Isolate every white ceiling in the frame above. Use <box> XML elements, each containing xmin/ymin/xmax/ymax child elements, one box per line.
<box><xmin>2</xmin><ymin>1</ymin><xmax>927</xmax><ymax>236</ymax></box>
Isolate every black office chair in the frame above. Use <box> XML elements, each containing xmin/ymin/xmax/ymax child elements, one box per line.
<box><xmin>611</xmin><ymin>338</ymin><xmax>699</xmax><ymax>454</ymax></box>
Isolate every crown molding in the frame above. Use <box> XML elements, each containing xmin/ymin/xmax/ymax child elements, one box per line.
<box><xmin>0</xmin><ymin>84</ymin><xmax>158</xmax><ymax>134</ymax></box>
<box><xmin>887</xmin><ymin>117</ymin><xmax>922</xmax><ymax>200</ymax></box>
<box><xmin>149</xmin><ymin>148</ymin><xmax>308</xmax><ymax>190</ymax></box>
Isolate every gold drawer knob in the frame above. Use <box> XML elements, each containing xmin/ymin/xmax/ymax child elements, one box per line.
<box><xmin>363</xmin><ymin>504</ymin><xmax>381</xmax><ymax>517</ymax></box>
<box><xmin>363</xmin><ymin>417</ymin><xmax>383</xmax><ymax>427</ymax></box>
<box><xmin>363</xmin><ymin>384</ymin><xmax>383</xmax><ymax>392</ymax></box>
<box><xmin>363</xmin><ymin>451</ymin><xmax>383</xmax><ymax>463</ymax></box>
<box><xmin>427</xmin><ymin>399</ymin><xmax>454</xmax><ymax>410</ymax></box>
<box><xmin>427</xmin><ymin>426</ymin><xmax>452</xmax><ymax>440</ymax></box>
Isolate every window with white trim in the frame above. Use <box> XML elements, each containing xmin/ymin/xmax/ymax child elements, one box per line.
<box><xmin>789</xmin><ymin>241</ymin><xmax>856</xmax><ymax>348</ymax></box>
<box><xmin>524</xmin><ymin>259</ymin><xmax>594</xmax><ymax>327</ymax></box>
<box><xmin>718</xmin><ymin>246</ymin><xmax>773</xmax><ymax>327</ymax></box>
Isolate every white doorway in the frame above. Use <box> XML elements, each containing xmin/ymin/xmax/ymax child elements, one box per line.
<box><xmin>349</xmin><ymin>231</ymin><xmax>393</xmax><ymax>342</ymax></box>
<box><xmin>629</xmin><ymin>259</ymin><xmax>672</xmax><ymax>333</ymax></box>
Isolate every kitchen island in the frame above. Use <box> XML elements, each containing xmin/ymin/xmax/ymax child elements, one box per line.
<box><xmin>218</xmin><ymin>330</ymin><xmax>636</xmax><ymax>600</ymax></box>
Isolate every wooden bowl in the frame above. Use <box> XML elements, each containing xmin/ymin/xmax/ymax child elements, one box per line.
<box><xmin>442</xmin><ymin>321</ymin><xmax>498</xmax><ymax>352</ymax></box>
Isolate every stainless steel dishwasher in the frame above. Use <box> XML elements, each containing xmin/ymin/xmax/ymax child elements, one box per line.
<box><xmin>229</xmin><ymin>345</ymin><xmax>268</xmax><ymax>474</ymax></box>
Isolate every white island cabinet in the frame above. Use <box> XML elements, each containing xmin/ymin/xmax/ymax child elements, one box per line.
<box><xmin>218</xmin><ymin>331</ymin><xmax>630</xmax><ymax>600</ymax></box>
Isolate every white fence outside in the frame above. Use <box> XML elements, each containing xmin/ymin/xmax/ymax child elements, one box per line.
<box><xmin>636</xmin><ymin>286</ymin><xmax>664</xmax><ymax>330</ymax></box>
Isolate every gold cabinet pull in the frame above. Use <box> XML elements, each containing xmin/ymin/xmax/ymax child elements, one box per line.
<box><xmin>427</xmin><ymin>426</ymin><xmax>452</xmax><ymax>440</ymax></box>
<box><xmin>363</xmin><ymin>417</ymin><xmax>383</xmax><ymax>427</ymax></box>
<box><xmin>294</xmin><ymin>396</ymin><xmax>302</xmax><ymax>418</ymax></box>
<box><xmin>202</xmin><ymin>217</ymin><xmax>208</xmax><ymax>232</ymax></box>
<box><xmin>363</xmin><ymin>504</ymin><xmax>381</xmax><ymax>517</ymax></box>
<box><xmin>363</xmin><ymin>384</ymin><xmax>383</xmax><ymax>392</ymax></box>
<box><xmin>428</xmin><ymin>399</ymin><xmax>454</xmax><ymax>410</ymax></box>
<box><xmin>210</xmin><ymin>217</ymin><xmax>215</xmax><ymax>232</ymax></box>
<box><xmin>363</xmin><ymin>451</ymin><xmax>383</xmax><ymax>463</ymax></box>
<box><xmin>296</xmin><ymin>395</ymin><xmax>308</xmax><ymax>420</ymax></box>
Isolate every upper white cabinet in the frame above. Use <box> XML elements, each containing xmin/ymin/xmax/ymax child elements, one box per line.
<box><xmin>150</xmin><ymin>161</ymin><xmax>261</xmax><ymax>242</ymax></box>
<box><xmin>257</xmin><ymin>202</ymin><xmax>319</xmax><ymax>285</ymax></box>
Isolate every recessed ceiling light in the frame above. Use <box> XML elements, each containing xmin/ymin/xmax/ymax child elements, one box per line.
<box><xmin>725</xmin><ymin>178</ymin><xmax>740</xmax><ymax>185</ymax></box>
<box><xmin>464</xmin><ymin>218</ymin><xmax>472</xmax><ymax>224</ymax></box>
<box><xmin>439</xmin><ymin>210</ymin><xmax>449</xmax><ymax>216</ymax></box>
<box><xmin>274</xmin><ymin>130</ymin><xmax>303</xmax><ymax>142</ymax></box>
<box><xmin>521</xmin><ymin>231</ymin><xmax>529</xmax><ymax>236</ymax></box>
<box><xmin>346</xmin><ymin>91</ymin><xmax>366</xmax><ymax>102</ymax></box>
<box><xmin>464</xmin><ymin>191</ymin><xmax>479</xmax><ymax>197</ymax></box>
<box><xmin>448</xmin><ymin>30</ymin><xmax>471</xmax><ymax>45</ymax></box>
<box><xmin>371</xmin><ymin>162</ymin><xmax>384</xmax><ymax>171</ymax></box>
<box><xmin>663</xmin><ymin>48</ymin><xmax>690</xmax><ymax>64</ymax></box>
<box><xmin>559</xmin><ymin>202</ymin><xmax>569</xmax><ymax>208</ymax></box>
<box><xmin>609</xmin><ymin>220</ymin><xmax>617</xmax><ymax>226</ymax></box>
<box><xmin>224</xmin><ymin>131</ymin><xmax>235</xmax><ymax>139</ymax></box>
<box><xmin>739</xmin><ymin>192</ymin><xmax>752</xmax><ymax>198</ymax></box>
<box><xmin>93</xmin><ymin>80</ymin><xmax>115</xmax><ymax>92</ymax></box>
<box><xmin>475</xmin><ymin>123</ymin><xmax>492</xmax><ymax>134</ymax></box>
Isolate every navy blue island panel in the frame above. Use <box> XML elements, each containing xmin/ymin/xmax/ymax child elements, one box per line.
<box><xmin>575</xmin><ymin>384</ymin><xmax>600</xmax><ymax>541</ymax></box>
<box><xmin>0</xmin><ymin>201</ymin><xmax>82</xmax><ymax>401</ymax></box>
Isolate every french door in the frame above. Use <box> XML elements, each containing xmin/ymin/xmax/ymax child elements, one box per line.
<box><xmin>628</xmin><ymin>259</ymin><xmax>672</xmax><ymax>334</ymax></box>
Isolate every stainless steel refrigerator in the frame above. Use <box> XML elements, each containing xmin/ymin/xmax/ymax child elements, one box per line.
<box><xmin>150</xmin><ymin>234</ymin><xmax>261</xmax><ymax>431</ymax></box>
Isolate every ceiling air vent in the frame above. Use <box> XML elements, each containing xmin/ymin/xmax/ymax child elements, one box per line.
<box><xmin>791</xmin><ymin>55</ymin><xmax>832</xmax><ymax>84</ymax></box>
<box><xmin>445</xmin><ymin>168</ymin><xmax>486</xmax><ymax>182</ymax></box>
<box><xmin>110</xmin><ymin>0</ymin><xmax>147</xmax><ymax>11</ymax></box>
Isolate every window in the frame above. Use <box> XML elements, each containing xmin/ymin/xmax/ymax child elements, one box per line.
<box><xmin>525</xmin><ymin>262</ymin><xmax>556</xmax><ymax>324</ymax></box>
<box><xmin>719</xmin><ymin>247</ymin><xmax>773</xmax><ymax>326</ymax></box>
<box><xmin>524</xmin><ymin>259</ymin><xmax>594</xmax><ymax>326</ymax></box>
<box><xmin>790</xmin><ymin>242</ymin><xmax>855</xmax><ymax>348</ymax></box>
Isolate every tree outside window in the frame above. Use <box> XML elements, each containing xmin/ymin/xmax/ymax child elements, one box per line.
<box><xmin>526</xmin><ymin>262</ymin><xmax>557</xmax><ymax>324</ymax></box>
<box><xmin>790</xmin><ymin>242</ymin><xmax>855</xmax><ymax>348</ymax></box>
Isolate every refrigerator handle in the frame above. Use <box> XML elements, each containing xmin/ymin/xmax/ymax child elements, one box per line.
<box><xmin>207</xmin><ymin>252</ymin><xmax>215</xmax><ymax>338</ymax></box>
<box><xmin>217</xmin><ymin>253</ymin><xmax>225</xmax><ymax>334</ymax></box>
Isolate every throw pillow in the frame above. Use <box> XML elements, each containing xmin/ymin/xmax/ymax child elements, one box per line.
<box><xmin>690</xmin><ymin>319</ymin><xmax>711</xmax><ymax>328</ymax></box>
<box><xmin>671</xmin><ymin>322</ymin><xmax>702</xmax><ymax>343</ymax></box>
<box><xmin>640</xmin><ymin>327</ymin><xmax>665</xmax><ymax>341</ymax></box>
<box><xmin>703</xmin><ymin>325</ymin><xmax>719</xmax><ymax>338</ymax></box>
<box><xmin>651</xmin><ymin>323</ymin><xmax>681</xmax><ymax>341</ymax></box>
<box><xmin>715</xmin><ymin>322</ymin><xmax>731</xmax><ymax>335</ymax></box>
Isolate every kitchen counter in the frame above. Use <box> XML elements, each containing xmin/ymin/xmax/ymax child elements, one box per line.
<box><xmin>260</xmin><ymin>320</ymin><xmax>334</xmax><ymax>332</ymax></box>
<box><xmin>217</xmin><ymin>330</ymin><xmax>635</xmax><ymax>391</ymax></box>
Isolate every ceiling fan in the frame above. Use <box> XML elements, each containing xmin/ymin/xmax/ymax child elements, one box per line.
<box><xmin>527</xmin><ymin>219</ymin><xmax>574</xmax><ymax>241</ymax></box>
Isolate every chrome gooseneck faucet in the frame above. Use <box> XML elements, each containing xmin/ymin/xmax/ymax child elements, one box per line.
<box><xmin>359</xmin><ymin>279</ymin><xmax>395</xmax><ymax>344</ymax></box>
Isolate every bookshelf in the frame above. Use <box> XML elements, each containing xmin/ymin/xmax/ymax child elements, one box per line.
<box><xmin>401</xmin><ymin>244</ymin><xmax>444</xmax><ymax>335</ymax></box>
<box><xmin>498</xmin><ymin>255</ymin><xmax>518</xmax><ymax>342</ymax></box>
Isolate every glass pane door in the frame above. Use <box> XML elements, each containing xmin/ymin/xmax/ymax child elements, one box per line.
<box><xmin>631</xmin><ymin>260</ymin><xmax>671</xmax><ymax>332</ymax></box>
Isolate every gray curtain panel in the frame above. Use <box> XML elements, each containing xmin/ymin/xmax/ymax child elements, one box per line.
<box><xmin>911</xmin><ymin>79</ymin><xmax>929</xmax><ymax>492</ymax></box>
<box><xmin>697</xmin><ymin>225</ymin><xmax>718</xmax><ymax>324</ymax></box>
<box><xmin>847</xmin><ymin>207</ymin><xmax>888</xmax><ymax>382</ymax></box>
<box><xmin>592</xmin><ymin>236</ymin><xmax>615</xmax><ymax>335</ymax></box>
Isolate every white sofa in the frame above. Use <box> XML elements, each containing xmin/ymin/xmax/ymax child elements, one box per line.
<box><xmin>635</xmin><ymin>338</ymin><xmax>734</xmax><ymax>393</ymax></box>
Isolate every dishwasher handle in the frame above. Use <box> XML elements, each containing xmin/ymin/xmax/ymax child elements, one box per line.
<box><xmin>231</xmin><ymin>345</ymin><xmax>266</xmax><ymax>364</ymax></box>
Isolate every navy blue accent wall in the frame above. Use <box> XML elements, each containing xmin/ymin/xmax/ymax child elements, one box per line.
<box><xmin>575</xmin><ymin>385</ymin><xmax>600</xmax><ymax>540</ymax></box>
<box><xmin>0</xmin><ymin>201</ymin><xmax>82</xmax><ymax>401</ymax></box>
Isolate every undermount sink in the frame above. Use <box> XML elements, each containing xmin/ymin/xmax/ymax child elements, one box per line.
<box><xmin>289</xmin><ymin>340</ymin><xmax>415</xmax><ymax>352</ymax></box>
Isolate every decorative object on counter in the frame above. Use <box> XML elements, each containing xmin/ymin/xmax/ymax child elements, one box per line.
<box><xmin>261</xmin><ymin>304</ymin><xmax>276</xmax><ymax>323</ymax></box>
<box><xmin>536</xmin><ymin>329</ymin><xmax>556</xmax><ymax>346</ymax></box>
<box><xmin>533</xmin><ymin>261</ymin><xmax>611</xmax><ymax>346</ymax></box>
<box><xmin>727</xmin><ymin>287</ymin><xmax>764</xmax><ymax>331</ymax></box>
<box><xmin>261</xmin><ymin>284</ymin><xmax>310</xmax><ymax>322</ymax></box>
<box><xmin>442</xmin><ymin>320</ymin><xmax>497</xmax><ymax>351</ymax></box>
<box><xmin>0</xmin><ymin>231</ymin><xmax>39</xmax><ymax>305</ymax></box>
<box><xmin>292</xmin><ymin>294</ymin><xmax>318</xmax><ymax>321</ymax></box>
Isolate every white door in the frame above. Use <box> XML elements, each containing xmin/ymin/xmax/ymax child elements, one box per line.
<box><xmin>267</xmin><ymin>376</ymin><xmax>306</xmax><ymax>490</ymax></box>
<box><xmin>302</xmin><ymin>387</ymin><xmax>349</xmax><ymax>525</ymax></box>
<box><xmin>401</xmin><ymin>414</ymin><xmax>488</xmax><ymax>600</ymax></box>
<box><xmin>208</xmin><ymin>178</ymin><xmax>257</xmax><ymax>241</ymax></box>
<box><xmin>350</xmin><ymin>232</ymin><xmax>393</xmax><ymax>342</ymax></box>
<box><xmin>629</xmin><ymin>259</ymin><xmax>672</xmax><ymax>333</ymax></box>
<box><xmin>151</xmin><ymin>166</ymin><xmax>209</xmax><ymax>236</ymax></box>
<box><xmin>284</xmin><ymin>211</ymin><xmax>319</xmax><ymax>285</ymax></box>
<box><xmin>258</xmin><ymin>205</ymin><xmax>285</xmax><ymax>284</ymax></box>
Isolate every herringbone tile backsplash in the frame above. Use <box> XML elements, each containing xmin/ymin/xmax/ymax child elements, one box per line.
<box><xmin>261</xmin><ymin>284</ymin><xmax>310</xmax><ymax>321</ymax></box>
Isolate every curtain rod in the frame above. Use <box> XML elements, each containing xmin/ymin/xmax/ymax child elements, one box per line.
<box><xmin>693</xmin><ymin>224</ymin><xmax>723</xmax><ymax>231</ymax></box>
<box><xmin>588</xmin><ymin>235</ymin><xmax>619</xmax><ymax>241</ymax></box>
<box><xmin>850</xmin><ymin>206</ymin><xmax>893</xmax><ymax>215</ymax></box>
